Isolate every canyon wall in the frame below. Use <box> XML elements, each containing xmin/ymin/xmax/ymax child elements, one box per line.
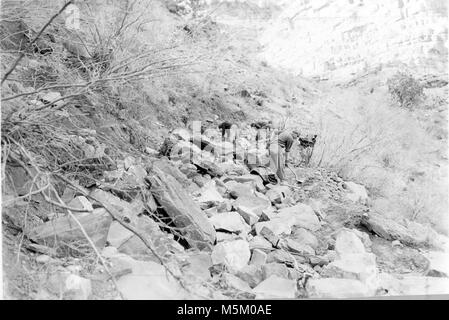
<box><xmin>256</xmin><ymin>0</ymin><xmax>448</xmax><ymax>79</ymax></box>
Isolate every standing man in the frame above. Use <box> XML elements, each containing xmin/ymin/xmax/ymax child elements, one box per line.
<box><xmin>268</xmin><ymin>127</ymin><xmax>299</xmax><ymax>183</ymax></box>
<box><xmin>251</xmin><ymin>120</ymin><xmax>272</xmax><ymax>147</ymax></box>
<box><xmin>218</xmin><ymin>121</ymin><xmax>239</xmax><ymax>161</ymax></box>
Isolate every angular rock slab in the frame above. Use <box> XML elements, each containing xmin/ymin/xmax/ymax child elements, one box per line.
<box><xmin>335</xmin><ymin>229</ymin><xmax>366</xmax><ymax>256</ymax></box>
<box><xmin>277</xmin><ymin>203</ymin><xmax>321</xmax><ymax>232</ymax></box>
<box><xmin>306</xmin><ymin>278</ymin><xmax>375</xmax><ymax>299</ymax></box>
<box><xmin>211</xmin><ymin>239</ymin><xmax>251</xmax><ymax>272</ymax></box>
<box><xmin>149</xmin><ymin>167</ymin><xmax>216</xmax><ymax>250</ymax></box>
<box><xmin>252</xmin><ymin>275</ymin><xmax>297</xmax><ymax>299</ymax></box>
<box><xmin>209</xmin><ymin>212</ymin><xmax>250</xmax><ymax>234</ymax></box>
<box><xmin>322</xmin><ymin>253</ymin><xmax>378</xmax><ymax>288</ymax></box>
<box><xmin>29</xmin><ymin>208</ymin><xmax>112</xmax><ymax>249</ymax></box>
<box><xmin>115</xmin><ymin>255</ymin><xmax>188</xmax><ymax>299</ymax></box>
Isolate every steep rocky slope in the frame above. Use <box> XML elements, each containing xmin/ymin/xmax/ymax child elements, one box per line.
<box><xmin>1</xmin><ymin>0</ymin><xmax>448</xmax><ymax>300</ymax></box>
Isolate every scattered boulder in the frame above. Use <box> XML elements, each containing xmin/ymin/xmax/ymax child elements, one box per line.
<box><xmin>280</xmin><ymin>239</ymin><xmax>315</xmax><ymax>256</ymax></box>
<box><xmin>322</xmin><ymin>253</ymin><xmax>378</xmax><ymax>289</ymax></box>
<box><xmin>236</xmin><ymin>206</ymin><xmax>260</xmax><ymax>226</ymax></box>
<box><xmin>226</xmin><ymin>181</ymin><xmax>255</xmax><ymax>199</ymax></box>
<box><xmin>306</xmin><ymin>278</ymin><xmax>374</xmax><ymax>298</ymax></box>
<box><xmin>236</xmin><ymin>265</ymin><xmax>264</xmax><ymax>288</ymax></box>
<box><xmin>255</xmin><ymin>220</ymin><xmax>291</xmax><ymax>237</ymax></box>
<box><xmin>211</xmin><ymin>240</ymin><xmax>251</xmax><ymax>271</ymax></box>
<box><xmin>181</xmin><ymin>252</ymin><xmax>212</xmax><ymax>282</ymax></box>
<box><xmin>196</xmin><ymin>180</ymin><xmax>225</xmax><ymax>207</ymax></box>
<box><xmin>265</xmin><ymin>185</ymin><xmax>291</xmax><ymax>204</ymax></box>
<box><xmin>222</xmin><ymin>273</ymin><xmax>252</xmax><ymax>293</ymax></box>
<box><xmin>291</xmin><ymin>228</ymin><xmax>319</xmax><ymax>249</ymax></box>
<box><xmin>335</xmin><ymin>229</ymin><xmax>366</xmax><ymax>256</ymax></box>
<box><xmin>223</xmin><ymin>175</ymin><xmax>266</xmax><ymax>193</ymax></box>
<box><xmin>344</xmin><ymin>181</ymin><xmax>369</xmax><ymax>204</ymax></box>
<box><xmin>262</xmin><ymin>263</ymin><xmax>289</xmax><ymax>280</ymax></box>
<box><xmin>248</xmin><ymin>235</ymin><xmax>274</xmax><ymax>252</ymax></box>
<box><xmin>233</xmin><ymin>196</ymin><xmax>271</xmax><ymax>217</ymax></box>
<box><xmin>252</xmin><ymin>275</ymin><xmax>297</xmax><ymax>299</ymax></box>
<box><xmin>277</xmin><ymin>203</ymin><xmax>321</xmax><ymax>232</ymax></box>
<box><xmin>423</xmin><ymin>251</ymin><xmax>449</xmax><ymax>277</ymax></box>
<box><xmin>28</xmin><ymin>208</ymin><xmax>112</xmax><ymax>249</ymax></box>
<box><xmin>266</xmin><ymin>250</ymin><xmax>296</xmax><ymax>267</ymax></box>
<box><xmin>209</xmin><ymin>212</ymin><xmax>250</xmax><ymax>234</ymax></box>
<box><xmin>149</xmin><ymin>167</ymin><xmax>216</xmax><ymax>250</ymax></box>
<box><xmin>115</xmin><ymin>256</ymin><xmax>188</xmax><ymax>299</ymax></box>
<box><xmin>250</xmin><ymin>249</ymin><xmax>268</xmax><ymax>266</ymax></box>
<box><xmin>361</xmin><ymin>212</ymin><xmax>419</xmax><ymax>246</ymax></box>
<box><xmin>257</xmin><ymin>226</ymin><xmax>280</xmax><ymax>247</ymax></box>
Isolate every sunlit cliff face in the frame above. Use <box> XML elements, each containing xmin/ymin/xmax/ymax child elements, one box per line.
<box><xmin>258</xmin><ymin>0</ymin><xmax>448</xmax><ymax>79</ymax></box>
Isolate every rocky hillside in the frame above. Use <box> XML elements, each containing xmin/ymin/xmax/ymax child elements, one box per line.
<box><xmin>1</xmin><ymin>0</ymin><xmax>448</xmax><ymax>300</ymax></box>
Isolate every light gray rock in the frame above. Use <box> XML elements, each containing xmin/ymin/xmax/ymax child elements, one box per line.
<box><xmin>281</xmin><ymin>239</ymin><xmax>315</xmax><ymax>256</ymax></box>
<box><xmin>277</xmin><ymin>203</ymin><xmax>321</xmax><ymax>231</ymax></box>
<box><xmin>250</xmin><ymin>249</ymin><xmax>267</xmax><ymax>266</ymax></box>
<box><xmin>116</xmin><ymin>256</ymin><xmax>188</xmax><ymax>299</ymax></box>
<box><xmin>322</xmin><ymin>253</ymin><xmax>378</xmax><ymax>289</ymax></box>
<box><xmin>222</xmin><ymin>273</ymin><xmax>253</xmax><ymax>293</ymax></box>
<box><xmin>344</xmin><ymin>181</ymin><xmax>369</xmax><ymax>204</ymax></box>
<box><xmin>335</xmin><ymin>229</ymin><xmax>366</xmax><ymax>256</ymax></box>
<box><xmin>262</xmin><ymin>263</ymin><xmax>289</xmax><ymax>280</ymax></box>
<box><xmin>291</xmin><ymin>228</ymin><xmax>319</xmax><ymax>249</ymax></box>
<box><xmin>255</xmin><ymin>220</ymin><xmax>291</xmax><ymax>237</ymax></box>
<box><xmin>149</xmin><ymin>167</ymin><xmax>216</xmax><ymax>249</ymax></box>
<box><xmin>249</xmin><ymin>235</ymin><xmax>274</xmax><ymax>252</ymax></box>
<box><xmin>236</xmin><ymin>265</ymin><xmax>264</xmax><ymax>288</ymax></box>
<box><xmin>252</xmin><ymin>275</ymin><xmax>297</xmax><ymax>299</ymax></box>
<box><xmin>306</xmin><ymin>278</ymin><xmax>374</xmax><ymax>298</ymax></box>
<box><xmin>209</xmin><ymin>212</ymin><xmax>250</xmax><ymax>234</ymax></box>
<box><xmin>211</xmin><ymin>240</ymin><xmax>251</xmax><ymax>271</ymax></box>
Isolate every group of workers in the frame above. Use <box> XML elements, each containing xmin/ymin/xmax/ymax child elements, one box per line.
<box><xmin>213</xmin><ymin>119</ymin><xmax>302</xmax><ymax>184</ymax></box>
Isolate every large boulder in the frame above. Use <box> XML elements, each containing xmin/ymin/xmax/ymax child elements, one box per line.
<box><xmin>291</xmin><ymin>228</ymin><xmax>319</xmax><ymax>249</ymax></box>
<box><xmin>423</xmin><ymin>251</ymin><xmax>449</xmax><ymax>277</ymax></box>
<box><xmin>149</xmin><ymin>167</ymin><xmax>216</xmax><ymax>250</ymax></box>
<box><xmin>28</xmin><ymin>208</ymin><xmax>112</xmax><ymax>250</ymax></box>
<box><xmin>211</xmin><ymin>239</ymin><xmax>251</xmax><ymax>271</ymax></box>
<box><xmin>226</xmin><ymin>181</ymin><xmax>255</xmax><ymax>199</ymax></box>
<box><xmin>252</xmin><ymin>275</ymin><xmax>297</xmax><ymax>299</ymax></box>
<box><xmin>209</xmin><ymin>212</ymin><xmax>251</xmax><ymax>234</ymax></box>
<box><xmin>321</xmin><ymin>253</ymin><xmax>378</xmax><ymax>289</ymax></box>
<box><xmin>223</xmin><ymin>175</ymin><xmax>266</xmax><ymax>193</ymax></box>
<box><xmin>262</xmin><ymin>263</ymin><xmax>289</xmax><ymax>280</ymax></box>
<box><xmin>114</xmin><ymin>255</ymin><xmax>189</xmax><ymax>299</ymax></box>
<box><xmin>249</xmin><ymin>235</ymin><xmax>274</xmax><ymax>252</ymax></box>
<box><xmin>277</xmin><ymin>203</ymin><xmax>321</xmax><ymax>231</ymax></box>
<box><xmin>265</xmin><ymin>185</ymin><xmax>292</xmax><ymax>204</ymax></box>
<box><xmin>335</xmin><ymin>229</ymin><xmax>366</xmax><ymax>256</ymax></box>
<box><xmin>255</xmin><ymin>220</ymin><xmax>292</xmax><ymax>237</ymax></box>
<box><xmin>233</xmin><ymin>195</ymin><xmax>271</xmax><ymax>226</ymax></box>
<box><xmin>361</xmin><ymin>212</ymin><xmax>424</xmax><ymax>247</ymax></box>
<box><xmin>306</xmin><ymin>278</ymin><xmax>374</xmax><ymax>298</ymax></box>
<box><xmin>344</xmin><ymin>181</ymin><xmax>369</xmax><ymax>204</ymax></box>
<box><xmin>195</xmin><ymin>180</ymin><xmax>225</xmax><ymax>207</ymax></box>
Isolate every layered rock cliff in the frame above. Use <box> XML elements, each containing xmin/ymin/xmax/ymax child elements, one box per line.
<box><xmin>258</xmin><ymin>0</ymin><xmax>448</xmax><ymax>79</ymax></box>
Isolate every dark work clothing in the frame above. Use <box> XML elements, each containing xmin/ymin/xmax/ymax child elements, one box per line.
<box><xmin>278</xmin><ymin>131</ymin><xmax>294</xmax><ymax>152</ymax></box>
<box><xmin>251</xmin><ymin>121</ymin><xmax>270</xmax><ymax>130</ymax></box>
<box><xmin>218</xmin><ymin>121</ymin><xmax>233</xmax><ymax>137</ymax></box>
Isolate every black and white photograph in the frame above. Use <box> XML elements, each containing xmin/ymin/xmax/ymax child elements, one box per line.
<box><xmin>0</xmin><ymin>0</ymin><xmax>448</xmax><ymax>302</ymax></box>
